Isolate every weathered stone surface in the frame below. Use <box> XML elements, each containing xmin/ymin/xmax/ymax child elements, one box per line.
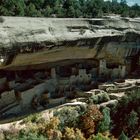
<box><xmin>107</xmin><ymin>85</ymin><xmax>136</xmax><ymax>93</ymax></box>
<box><xmin>2</xmin><ymin>104</ymin><xmax>21</xmax><ymax>116</ymax></box>
<box><xmin>0</xmin><ymin>16</ymin><xmax>139</xmax><ymax>117</ymax></box>
<box><xmin>49</xmin><ymin>97</ymin><xmax>66</xmax><ymax>105</ymax></box>
<box><xmin>0</xmin><ymin>90</ymin><xmax>16</xmax><ymax>109</ymax></box>
<box><xmin>0</xmin><ymin>16</ymin><xmax>139</xmax><ymax>69</ymax></box>
<box><xmin>20</xmin><ymin>79</ymin><xmax>57</xmax><ymax>109</ymax></box>
<box><xmin>98</xmin><ymin>83</ymin><xmax>115</xmax><ymax>90</ymax></box>
<box><xmin>98</xmin><ymin>100</ymin><xmax>118</xmax><ymax>108</ymax></box>
<box><xmin>0</xmin><ymin>132</ymin><xmax>4</xmax><ymax>140</ymax></box>
<box><xmin>109</xmin><ymin>92</ymin><xmax>125</xmax><ymax>100</ymax></box>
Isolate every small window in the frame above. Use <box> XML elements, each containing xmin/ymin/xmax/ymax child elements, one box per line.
<box><xmin>106</xmin><ymin>64</ymin><xmax>119</xmax><ymax>69</ymax></box>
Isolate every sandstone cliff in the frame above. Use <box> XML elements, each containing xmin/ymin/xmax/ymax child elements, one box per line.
<box><xmin>0</xmin><ymin>16</ymin><xmax>140</xmax><ymax>70</ymax></box>
<box><xmin>0</xmin><ymin>16</ymin><xmax>140</xmax><ymax>118</ymax></box>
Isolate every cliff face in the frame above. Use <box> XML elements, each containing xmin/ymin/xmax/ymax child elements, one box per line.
<box><xmin>0</xmin><ymin>16</ymin><xmax>140</xmax><ymax>118</ymax></box>
<box><xmin>0</xmin><ymin>16</ymin><xmax>140</xmax><ymax>69</ymax></box>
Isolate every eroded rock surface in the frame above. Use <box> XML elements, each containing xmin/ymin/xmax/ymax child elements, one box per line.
<box><xmin>0</xmin><ymin>16</ymin><xmax>139</xmax><ymax>70</ymax></box>
<box><xmin>0</xmin><ymin>16</ymin><xmax>140</xmax><ymax>119</ymax></box>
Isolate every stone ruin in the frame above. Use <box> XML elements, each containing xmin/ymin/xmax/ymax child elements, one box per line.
<box><xmin>0</xmin><ymin>16</ymin><xmax>139</xmax><ymax>119</ymax></box>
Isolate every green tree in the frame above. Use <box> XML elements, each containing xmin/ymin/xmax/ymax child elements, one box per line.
<box><xmin>25</xmin><ymin>3</ymin><xmax>42</xmax><ymax>17</ymax></box>
<box><xmin>73</xmin><ymin>0</ymin><xmax>82</xmax><ymax>17</ymax></box>
<box><xmin>53</xmin><ymin>0</ymin><xmax>64</xmax><ymax>17</ymax></box>
<box><xmin>103</xmin><ymin>1</ymin><xmax>112</xmax><ymax>15</ymax></box>
<box><xmin>86</xmin><ymin>0</ymin><xmax>104</xmax><ymax>17</ymax></box>
<box><xmin>119</xmin><ymin>131</ymin><xmax>129</xmax><ymax>140</ymax></box>
<box><xmin>129</xmin><ymin>4</ymin><xmax>140</xmax><ymax>18</ymax></box>
<box><xmin>89</xmin><ymin>133</ymin><xmax>110</xmax><ymax>140</ymax></box>
<box><xmin>0</xmin><ymin>0</ymin><xmax>26</xmax><ymax>16</ymax></box>
<box><xmin>127</xmin><ymin>110</ymin><xmax>138</xmax><ymax>129</ymax></box>
<box><xmin>16</xmin><ymin>0</ymin><xmax>26</xmax><ymax>16</ymax></box>
<box><xmin>121</xmin><ymin>9</ymin><xmax>129</xmax><ymax>17</ymax></box>
<box><xmin>77</xmin><ymin>0</ymin><xmax>87</xmax><ymax>17</ymax></box>
<box><xmin>43</xmin><ymin>5</ymin><xmax>53</xmax><ymax>17</ymax></box>
<box><xmin>63</xmin><ymin>0</ymin><xmax>75</xmax><ymax>17</ymax></box>
<box><xmin>0</xmin><ymin>0</ymin><xmax>140</xmax><ymax>18</ymax></box>
<box><xmin>0</xmin><ymin>6</ymin><xmax>9</xmax><ymax>16</ymax></box>
<box><xmin>30</xmin><ymin>0</ymin><xmax>44</xmax><ymax>9</ymax></box>
<box><xmin>44</xmin><ymin>0</ymin><xmax>58</xmax><ymax>8</ymax></box>
<box><xmin>18</xmin><ymin>132</ymin><xmax>47</xmax><ymax>140</ymax></box>
<box><xmin>67</xmin><ymin>6</ymin><xmax>75</xmax><ymax>17</ymax></box>
<box><xmin>120</xmin><ymin>0</ymin><xmax>129</xmax><ymax>17</ymax></box>
<box><xmin>98</xmin><ymin>107</ymin><xmax>111</xmax><ymax>132</ymax></box>
<box><xmin>111</xmin><ymin>0</ymin><xmax>121</xmax><ymax>14</ymax></box>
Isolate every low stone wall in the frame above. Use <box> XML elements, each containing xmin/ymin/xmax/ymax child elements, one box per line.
<box><xmin>114</xmin><ymin>82</ymin><xmax>131</xmax><ymax>88</ymax></box>
<box><xmin>98</xmin><ymin>84</ymin><xmax>115</xmax><ymax>91</ymax></box>
<box><xmin>107</xmin><ymin>85</ymin><xmax>136</xmax><ymax>93</ymax></box>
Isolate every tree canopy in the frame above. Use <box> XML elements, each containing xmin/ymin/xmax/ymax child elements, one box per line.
<box><xmin>0</xmin><ymin>0</ymin><xmax>140</xmax><ymax>18</ymax></box>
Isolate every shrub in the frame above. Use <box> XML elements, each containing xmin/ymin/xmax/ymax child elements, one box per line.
<box><xmin>63</xmin><ymin>127</ymin><xmax>86</xmax><ymax>140</ymax></box>
<box><xmin>111</xmin><ymin>90</ymin><xmax>140</xmax><ymax>137</ymax></box>
<box><xmin>54</xmin><ymin>106</ymin><xmax>80</xmax><ymax>129</ymax></box>
<box><xmin>80</xmin><ymin>105</ymin><xmax>103</xmax><ymax>137</ymax></box>
<box><xmin>18</xmin><ymin>132</ymin><xmax>47</xmax><ymax>140</ymax></box>
<box><xmin>127</xmin><ymin>110</ymin><xmax>138</xmax><ymax>129</ymax></box>
<box><xmin>89</xmin><ymin>93</ymin><xmax>110</xmax><ymax>104</ymax></box>
<box><xmin>37</xmin><ymin>117</ymin><xmax>60</xmax><ymax>136</ymax></box>
<box><xmin>117</xmin><ymin>96</ymin><xmax>129</xmax><ymax>108</ymax></box>
<box><xmin>22</xmin><ymin>113</ymin><xmax>41</xmax><ymax>124</ymax></box>
<box><xmin>21</xmin><ymin>117</ymin><xmax>62</xmax><ymax>139</ymax></box>
<box><xmin>4</xmin><ymin>129</ymin><xmax>47</xmax><ymax>140</ymax></box>
<box><xmin>88</xmin><ymin>133</ymin><xmax>110</xmax><ymax>140</ymax></box>
<box><xmin>98</xmin><ymin>107</ymin><xmax>111</xmax><ymax>133</ymax></box>
<box><xmin>3</xmin><ymin>127</ymin><xmax>20</xmax><ymax>140</ymax></box>
<box><xmin>89</xmin><ymin>95</ymin><xmax>99</xmax><ymax>104</ymax></box>
<box><xmin>46</xmin><ymin>129</ymin><xmax>62</xmax><ymax>140</ymax></box>
<box><xmin>99</xmin><ymin>93</ymin><xmax>110</xmax><ymax>103</ymax></box>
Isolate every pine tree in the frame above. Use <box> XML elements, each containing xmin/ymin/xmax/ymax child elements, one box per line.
<box><xmin>30</xmin><ymin>0</ymin><xmax>44</xmax><ymax>9</ymax></box>
<box><xmin>98</xmin><ymin>107</ymin><xmax>111</xmax><ymax>132</ymax></box>
<box><xmin>127</xmin><ymin>110</ymin><xmax>138</xmax><ymax>129</ymax></box>
<box><xmin>43</xmin><ymin>5</ymin><xmax>52</xmax><ymax>17</ymax></box>
<box><xmin>0</xmin><ymin>0</ymin><xmax>140</xmax><ymax>17</ymax></box>
<box><xmin>0</xmin><ymin>0</ymin><xmax>26</xmax><ymax>16</ymax></box>
<box><xmin>25</xmin><ymin>3</ymin><xmax>41</xmax><ymax>17</ymax></box>
<box><xmin>119</xmin><ymin>131</ymin><xmax>129</xmax><ymax>140</ymax></box>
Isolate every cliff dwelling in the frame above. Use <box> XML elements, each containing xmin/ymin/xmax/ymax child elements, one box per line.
<box><xmin>0</xmin><ymin>16</ymin><xmax>140</xmax><ymax>119</ymax></box>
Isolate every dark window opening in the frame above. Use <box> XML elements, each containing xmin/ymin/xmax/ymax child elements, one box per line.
<box><xmin>58</xmin><ymin>66</ymin><xmax>72</xmax><ymax>77</ymax></box>
<box><xmin>106</xmin><ymin>64</ymin><xmax>119</xmax><ymax>69</ymax></box>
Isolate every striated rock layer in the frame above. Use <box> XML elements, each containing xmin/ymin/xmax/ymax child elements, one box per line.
<box><xmin>0</xmin><ymin>16</ymin><xmax>139</xmax><ymax>70</ymax></box>
<box><xmin>0</xmin><ymin>16</ymin><xmax>140</xmax><ymax>117</ymax></box>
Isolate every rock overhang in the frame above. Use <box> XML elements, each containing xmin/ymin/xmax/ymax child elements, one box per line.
<box><xmin>0</xmin><ymin>16</ymin><xmax>139</xmax><ymax>69</ymax></box>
